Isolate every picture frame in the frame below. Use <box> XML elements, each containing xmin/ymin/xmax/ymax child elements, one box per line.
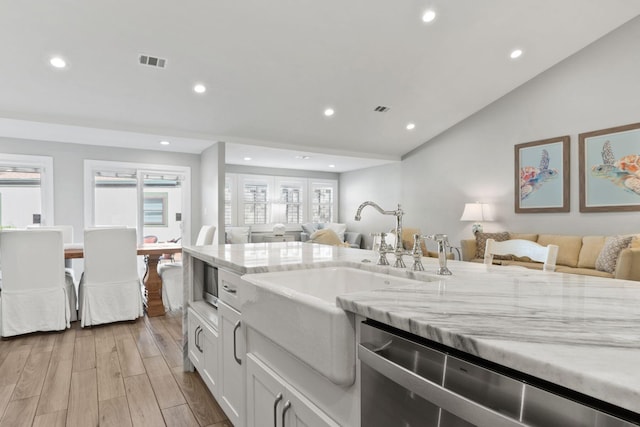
<box><xmin>579</xmin><ymin>122</ymin><xmax>640</xmax><ymax>212</ymax></box>
<box><xmin>515</xmin><ymin>136</ymin><xmax>570</xmax><ymax>213</ymax></box>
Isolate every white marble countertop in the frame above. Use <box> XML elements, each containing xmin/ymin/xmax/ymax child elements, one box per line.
<box><xmin>184</xmin><ymin>242</ymin><xmax>640</xmax><ymax>414</ymax></box>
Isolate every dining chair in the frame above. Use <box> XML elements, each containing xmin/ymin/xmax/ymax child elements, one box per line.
<box><xmin>157</xmin><ymin>225</ymin><xmax>216</xmax><ymax>310</ymax></box>
<box><xmin>27</xmin><ymin>225</ymin><xmax>78</xmax><ymax>320</ymax></box>
<box><xmin>484</xmin><ymin>238</ymin><xmax>559</xmax><ymax>272</ymax></box>
<box><xmin>78</xmin><ymin>227</ymin><xmax>143</xmax><ymax>327</ymax></box>
<box><xmin>0</xmin><ymin>230</ymin><xmax>71</xmax><ymax>336</ymax></box>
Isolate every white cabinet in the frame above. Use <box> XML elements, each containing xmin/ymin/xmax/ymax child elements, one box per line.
<box><xmin>246</xmin><ymin>354</ymin><xmax>339</xmax><ymax>427</ymax></box>
<box><xmin>218</xmin><ymin>300</ymin><xmax>245</xmax><ymax>427</ymax></box>
<box><xmin>188</xmin><ymin>307</ymin><xmax>219</xmax><ymax>396</ymax></box>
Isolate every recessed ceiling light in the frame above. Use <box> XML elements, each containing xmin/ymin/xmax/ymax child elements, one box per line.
<box><xmin>406</xmin><ymin>123</ymin><xmax>416</xmax><ymax>130</ymax></box>
<box><xmin>193</xmin><ymin>84</ymin><xmax>206</xmax><ymax>93</ymax></box>
<box><xmin>243</xmin><ymin>157</ymin><xmax>252</xmax><ymax>161</ymax></box>
<box><xmin>328</xmin><ymin>164</ymin><xmax>336</xmax><ymax>168</ymax></box>
<box><xmin>422</xmin><ymin>9</ymin><xmax>436</xmax><ymax>23</ymax></box>
<box><xmin>160</xmin><ymin>140</ymin><xmax>170</xmax><ymax>146</ymax></box>
<box><xmin>49</xmin><ymin>57</ymin><xmax>67</xmax><ymax>69</ymax></box>
<box><xmin>510</xmin><ymin>49</ymin><xmax>523</xmax><ymax>59</ymax></box>
<box><xmin>324</xmin><ymin>108</ymin><xmax>335</xmax><ymax>117</ymax></box>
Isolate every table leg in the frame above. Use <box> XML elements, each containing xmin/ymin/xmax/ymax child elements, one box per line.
<box><xmin>143</xmin><ymin>255</ymin><xmax>166</xmax><ymax>317</ymax></box>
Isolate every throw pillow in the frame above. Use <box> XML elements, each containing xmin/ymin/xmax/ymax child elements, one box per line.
<box><xmin>301</xmin><ymin>223</ymin><xmax>318</xmax><ymax>236</ymax></box>
<box><xmin>309</xmin><ymin>229</ymin><xmax>349</xmax><ymax>247</ymax></box>
<box><xmin>595</xmin><ymin>235</ymin><xmax>633</xmax><ymax>274</ymax></box>
<box><xmin>475</xmin><ymin>231</ymin><xmax>510</xmax><ymax>260</ymax></box>
<box><xmin>325</xmin><ymin>223</ymin><xmax>347</xmax><ymax>242</ymax></box>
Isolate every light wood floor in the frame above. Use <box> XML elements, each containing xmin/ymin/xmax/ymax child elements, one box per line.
<box><xmin>0</xmin><ymin>310</ymin><xmax>232</xmax><ymax>427</ymax></box>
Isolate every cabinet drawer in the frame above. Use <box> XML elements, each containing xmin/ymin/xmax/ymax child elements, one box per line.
<box><xmin>219</xmin><ymin>268</ymin><xmax>243</xmax><ymax>311</ymax></box>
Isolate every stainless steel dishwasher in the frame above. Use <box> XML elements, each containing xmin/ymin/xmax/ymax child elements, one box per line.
<box><xmin>359</xmin><ymin>321</ymin><xmax>639</xmax><ymax>427</ymax></box>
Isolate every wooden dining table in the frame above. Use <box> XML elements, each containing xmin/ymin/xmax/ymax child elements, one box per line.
<box><xmin>64</xmin><ymin>242</ymin><xmax>182</xmax><ymax>317</ymax></box>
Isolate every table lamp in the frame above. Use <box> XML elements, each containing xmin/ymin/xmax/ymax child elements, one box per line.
<box><xmin>460</xmin><ymin>202</ymin><xmax>492</xmax><ymax>235</ymax></box>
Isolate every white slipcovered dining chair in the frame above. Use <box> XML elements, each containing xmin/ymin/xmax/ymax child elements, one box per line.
<box><xmin>0</xmin><ymin>230</ymin><xmax>71</xmax><ymax>336</ymax></box>
<box><xmin>484</xmin><ymin>238</ymin><xmax>559</xmax><ymax>272</ymax></box>
<box><xmin>157</xmin><ymin>225</ymin><xmax>216</xmax><ymax>311</ymax></box>
<box><xmin>27</xmin><ymin>225</ymin><xmax>78</xmax><ymax>321</ymax></box>
<box><xmin>78</xmin><ymin>227</ymin><xmax>143</xmax><ymax>327</ymax></box>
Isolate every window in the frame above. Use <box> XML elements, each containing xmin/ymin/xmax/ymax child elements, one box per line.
<box><xmin>310</xmin><ymin>180</ymin><xmax>337</xmax><ymax>223</ymax></box>
<box><xmin>226</xmin><ymin>173</ymin><xmax>337</xmax><ymax>229</ymax></box>
<box><xmin>143</xmin><ymin>193</ymin><xmax>168</xmax><ymax>226</ymax></box>
<box><xmin>224</xmin><ymin>177</ymin><xmax>233</xmax><ymax>226</ymax></box>
<box><xmin>243</xmin><ymin>180</ymin><xmax>268</xmax><ymax>225</ymax></box>
<box><xmin>276</xmin><ymin>178</ymin><xmax>305</xmax><ymax>224</ymax></box>
<box><xmin>0</xmin><ymin>154</ymin><xmax>54</xmax><ymax>227</ymax></box>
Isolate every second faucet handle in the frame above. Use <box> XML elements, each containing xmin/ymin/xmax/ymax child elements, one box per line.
<box><xmin>411</xmin><ymin>234</ymin><xmax>425</xmax><ymax>271</ymax></box>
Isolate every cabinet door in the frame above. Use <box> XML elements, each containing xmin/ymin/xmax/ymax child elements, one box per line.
<box><xmin>187</xmin><ymin>309</ymin><xmax>204</xmax><ymax>370</ymax></box>
<box><xmin>284</xmin><ymin>383</ymin><xmax>340</xmax><ymax>427</ymax></box>
<box><xmin>246</xmin><ymin>354</ymin><xmax>287</xmax><ymax>427</ymax></box>
<box><xmin>200</xmin><ymin>322</ymin><xmax>219</xmax><ymax>397</ymax></box>
<box><xmin>246</xmin><ymin>354</ymin><xmax>339</xmax><ymax>427</ymax></box>
<box><xmin>219</xmin><ymin>301</ymin><xmax>245</xmax><ymax>427</ymax></box>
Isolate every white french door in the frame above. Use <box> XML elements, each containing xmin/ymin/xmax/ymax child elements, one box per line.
<box><xmin>84</xmin><ymin>160</ymin><xmax>191</xmax><ymax>245</ymax></box>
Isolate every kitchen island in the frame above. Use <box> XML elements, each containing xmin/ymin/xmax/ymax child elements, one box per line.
<box><xmin>183</xmin><ymin>242</ymin><xmax>640</xmax><ymax>425</ymax></box>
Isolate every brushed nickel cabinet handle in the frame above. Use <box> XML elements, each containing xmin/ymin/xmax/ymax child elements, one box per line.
<box><xmin>281</xmin><ymin>401</ymin><xmax>292</xmax><ymax>427</ymax></box>
<box><xmin>233</xmin><ymin>320</ymin><xmax>242</xmax><ymax>365</ymax></box>
<box><xmin>273</xmin><ymin>393</ymin><xmax>283</xmax><ymax>427</ymax></box>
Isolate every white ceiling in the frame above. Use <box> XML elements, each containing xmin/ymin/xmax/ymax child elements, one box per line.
<box><xmin>1</xmin><ymin>1</ymin><xmax>639</xmax><ymax>172</ymax></box>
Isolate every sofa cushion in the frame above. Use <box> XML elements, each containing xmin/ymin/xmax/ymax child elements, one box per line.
<box><xmin>630</xmin><ymin>235</ymin><xmax>640</xmax><ymax>249</ymax></box>
<box><xmin>301</xmin><ymin>223</ymin><xmax>319</xmax><ymax>236</ymax></box>
<box><xmin>309</xmin><ymin>229</ymin><xmax>349</xmax><ymax>247</ymax></box>
<box><xmin>509</xmin><ymin>233</ymin><xmax>538</xmax><ymax>242</ymax></box>
<box><xmin>475</xmin><ymin>232</ymin><xmax>510</xmax><ymax>260</ymax></box>
<box><xmin>595</xmin><ymin>235</ymin><xmax>633</xmax><ymax>274</ymax></box>
<box><xmin>578</xmin><ymin>236</ymin><xmax>606</xmax><ymax>269</ymax></box>
<box><xmin>555</xmin><ymin>266</ymin><xmax>614</xmax><ymax>278</ymax></box>
<box><xmin>536</xmin><ymin>234</ymin><xmax>582</xmax><ymax>267</ymax></box>
<box><xmin>501</xmin><ymin>260</ymin><xmax>544</xmax><ymax>270</ymax></box>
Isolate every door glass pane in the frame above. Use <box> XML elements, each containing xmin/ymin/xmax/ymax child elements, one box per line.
<box><xmin>94</xmin><ymin>172</ymin><xmax>137</xmax><ymax>227</ymax></box>
<box><xmin>0</xmin><ymin>168</ymin><xmax>42</xmax><ymax>228</ymax></box>
<box><xmin>142</xmin><ymin>173</ymin><xmax>182</xmax><ymax>243</ymax></box>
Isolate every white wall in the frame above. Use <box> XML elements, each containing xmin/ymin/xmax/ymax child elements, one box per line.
<box><xmin>340</xmin><ymin>162</ymin><xmax>402</xmax><ymax>249</ymax></box>
<box><xmin>340</xmin><ymin>16</ymin><xmax>640</xmax><ymax>249</ymax></box>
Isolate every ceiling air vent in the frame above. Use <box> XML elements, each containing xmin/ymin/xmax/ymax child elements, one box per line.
<box><xmin>139</xmin><ymin>54</ymin><xmax>167</xmax><ymax>68</ymax></box>
<box><xmin>374</xmin><ymin>105</ymin><xmax>390</xmax><ymax>112</ymax></box>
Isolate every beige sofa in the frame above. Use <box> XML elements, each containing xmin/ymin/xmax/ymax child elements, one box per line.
<box><xmin>461</xmin><ymin>233</ymin><xmax>640</xmax><ymax>281</ymax></box>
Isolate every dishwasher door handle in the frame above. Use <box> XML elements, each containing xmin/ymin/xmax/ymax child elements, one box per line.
<box><xmin>358</xmin><ymin>345</ymin><xmax>526</xmax><ymax>427</ymax></box>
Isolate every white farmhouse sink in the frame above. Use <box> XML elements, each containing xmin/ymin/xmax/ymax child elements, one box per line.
<box><xmin>241</xmin><ymin>266</ymin><xmax>429</xmax><ymax>385</ymax></box>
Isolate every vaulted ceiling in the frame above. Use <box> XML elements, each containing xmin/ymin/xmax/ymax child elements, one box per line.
<box><xmin>1</xmin><ymin>1</ymin><xmax>639</xmax><ymax>171</ymax></box>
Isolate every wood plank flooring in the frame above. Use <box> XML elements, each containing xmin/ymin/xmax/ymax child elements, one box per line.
<box><xmin>0</xmin><ymin>310</ymin><xmax>232</xmax><ymax>427</ymax></box>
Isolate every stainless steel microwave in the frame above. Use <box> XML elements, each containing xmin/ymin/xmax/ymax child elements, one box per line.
<box><xmin>195</xmin><ymin>258</ymin><xmax>218</xmax><ymax>307</ymax></box>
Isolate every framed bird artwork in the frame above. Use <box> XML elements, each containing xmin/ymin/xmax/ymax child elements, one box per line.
<box><xmin>515</xmin><ymin>136</ymin><xmax>570</xmax><ymax>213</ymax></box>
<box><xmin>579</xmin><ymin>122</ymin><xmax>640</xmax><ymax>212</ymax></box>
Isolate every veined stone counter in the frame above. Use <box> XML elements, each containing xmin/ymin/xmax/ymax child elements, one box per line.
<box><xmin>184</xmin><ymin>242</ymin><xmax>640</xmax><ymax>416</ymax></box>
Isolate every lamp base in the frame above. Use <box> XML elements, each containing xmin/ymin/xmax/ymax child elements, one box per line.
<box><xmin>471</xmin><ymin>223</ymin><xmax>483</xmax><ymax>234</ymax></box>
<box><xmin>272</xmin><ymin>224</ymin><xmax>286</xmax><ymax>236</ymax></box>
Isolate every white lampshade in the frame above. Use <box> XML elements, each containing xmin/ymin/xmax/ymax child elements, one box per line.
<box><xmin>460</xmin><ymin>202</ymin><xmax>493</xmax><ymax>234</ymax></box>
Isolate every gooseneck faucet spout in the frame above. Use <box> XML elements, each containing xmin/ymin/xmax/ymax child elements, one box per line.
<box><xmin>354</xmin><ymin>201</ymin><xmax>405</xmax><ymax>267</ymax></box>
